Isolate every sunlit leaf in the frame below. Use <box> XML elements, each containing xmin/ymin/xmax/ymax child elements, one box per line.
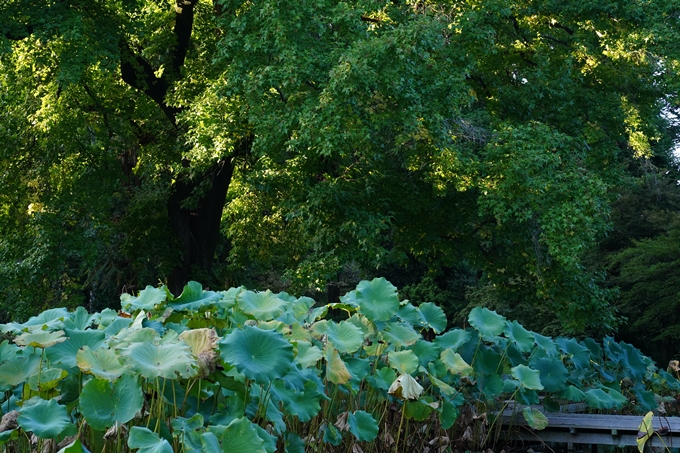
<box><xmin>122</xmin><ymin>339</ymin><xmax>197</xmax><ymax>379</ymax></box>
<box><xmin>28</xmin><ymin>368</ymin><xmax>68</xmax><ymax>392</ymax></box>
<box><xmin>76</xmin><ymin>346</ymin><xmax>128</xmax><ymax>381</ymax></box>
<box><xmin>1</xmin><ymin>308</ymin><xmax>70</xmax><ymax>333</ymax></box>
<box><xmin>637</xmin><ymin>411</ymin><xmax>654</xmax><ymax>453</ymax></box>
<box><xmin>325</xmin><ymin>346</ymin><xmax>351</xmax><ymax>385</ymax></box>
<box><xmin>47</xmin><ymin>328</ymin><xmax>106</xmax><ymax>369</ymax></box>
<box><xmin>441</xmin><ymin>349</ymin><xmax>473</xmax><ymax>376</ymax></box>
<box><xmin>14</xmin><ymin>330</ymin><xmax>66</xmax><ymax>348</ymax></box>
<box><xmin>168</xmin><ymin>281</ymin><xmax>222</xmax><ymax>312</ymax></box>
<box><xmin>355</xmin><ymin>278</ymin><xmax>400</xmax><ymax>322</ymax></box>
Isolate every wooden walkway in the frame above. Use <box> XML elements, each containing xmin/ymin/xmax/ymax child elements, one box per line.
<box><xmin>499</xmin><ymin>411</ymin><xmax>680</xmax><ymax>448</ymax></box>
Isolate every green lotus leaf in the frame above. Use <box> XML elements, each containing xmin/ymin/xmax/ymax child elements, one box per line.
<box><xmin>480</xmin><ymin>374</ymin><xmax>504</xmax><ymax>398</ymax></box>
<box><xmin>57</xmin><ymin>438</ymin><xmax>91</xmax><ymax>453</ymax></box>
<box><xmin>14</xmin><ymin>330</ymin><xmax>66</xmax><ymax>348</ymax></box>
<box><xmin>325</xmin><ymin>346</ymin><xmax>351</xmax><ymax>385</ymax></box>
<box><xmin>418</xmin><ymin>302</ymin><xmax>447</xmax><ymax>333</ymax></box>
<box><xmin>121</xmin><ymin>285</ymin><xmax>167</xmax><ymax>312</ymax></box>
<box><xmin>63</xmin><ymin>306</ymin><xmax>96</xmax><ymax>330</ymax></box>
<box><xmin>121</xmin><ymin>340</ymin><xmax>197</xmax><ymax>379</ymax></box>
<box><xmin>531</xmin><ymin>357</ymin><xmax>568</xmax><ymax>392</ymax></box>
<box><xmin>103</xmin><ymin>317</ymin><xmax>134</xmax><ymax>336</ymax></box>
<box><xmin>634</xmin><ymin>386</ymin><xmax>657</xmax><ymax>411</ymax></box>
<box><xmin>47</xmin><ymin>328</ymin><xmax>106</xmax><ymax>368</ymax></box>
<box><xmin>440</xmin><ymin>401</ymin><xmax>459</xmax><ymax>429</ymax></box>
<box><xmin>522</xmin><ymin>407</ymin><xmax>549</xmax><ymax>430</ymax></box>
<box><xmin>355</xmin><ymin>278</ymin><xmax>399</xmax><ymax>322</ymax></box>
<box><xmin>238</xmin><ymin>290</ymin><xmax>287</xmax><ymax>320</ymax></box>
<box><xmin>397</xmin><ymin>303</ymin><xmax>424</xmax><ymax>326</ymax></box>
<box><xmin>128</xmin><ymin>427</ymin><xmax>173</xmax><ymax>453</ymax></box>
<box><xmin>388</xmin><ymin>350</ymin><xmax>419</xmax><ymax>375</ymax></box>
<box><xmin>281</xmin><ymin>380</ymin><xmax>323</xmax><ymax>422</ymax></box>
<box><xmin>76</xmin><ymin>346</ymin><xmax>128</xmax><ymax>381</ymax></box>
<box><xmin>405</xmin><ymin>398</ymin><xmax>437</xmax><ymax>421</ymax></box>
<box><xmin>348</xmin><ymin>411</ymin><xmax>379</xmax><ymax>442</ymax></box>
<box><xmin>534</xmin><ymin>333</ymin><xmax>557</xmax><ymax>355</ymax></box>
<box><xmin>0</xmin><ymin>429</ymin><xmax>19</xmax><ymax>446</ymax></box>
<box><xmin>468</xmin><ymin>307</ymin><xmax>506</xmax><ymax>340</ymax></box>
<box><xmin>284</xmin><ymin>432</ymin><xmax>305</xmax><ymax>453</ymax></box>
<box><xmin>168</xmin><ymin>281</ymin><xmax>222</xmax><ymax>312</ymax></box>
<box><xmin>1</xmin><ymin>308</ymin><xmax>70</xmax><ymax>333</ymax></box>
<box><xmin>253</xmin><ymin>425</ymin><xmax>277</xmax><ymax>453</ymax></box>
<box><xmin>604</xmin><ymin>387</ymin><xmax>627</xmax><ymax>407</ymax></box>
<box><xmin>366</xmin><ymin>366</ymin><xmax>396</xmax><ymax>391</ymax></box>
<box><xmin>441</xmin><ymin>349</ymin><xmax>474</xmax><ymax>376</ymax></box>
<box><xmin>430</xmin><ymin>375</ymin><xmax>456</xmax><ymax>396</ymax></box>
<box><xmin>294</xmin><ymin>341</ymin><xmax>323</xmax><ymax>368</ymax></box>
<box><xmin>0</xmin><ymin>340</ymin><xmax>20</xmax><ymax>362</ymax></box>
<box><xmin>326</xmin><ymin>320</ymin><xmax>364</xmax><ymax>353</ymax></box>
<box><xmin>473</xmin><ymin>346</ymin><xmax>503</xmax><ymax>375</ymax></box>
<box><xmin>511</xmin><ymin>365</ymin><xmax>544</xmax><ymax>390</ymax></box>
<box><xmin>214</xmin><ymin>417</ymin><xmax>266</xmax><ymax>453</ymax></box>
<box><xmin>584</xmin><ymin>388</ymin><xmax>616</xmax><ymax>409</ymax></box>
<box><xmin>0</xmin><ymin>353</ymin><xmax>41</xmax><ymax>386</ymax></box>
<box><xmin>556</xmin><ymin>338</ymin><xmax>590</xmax><ymax>368</ymax></box>
<box><xmin>434</xmin><ymin>329</ymin><xmax>472</xmax><ymax>352</ymax></box>
<box><xmin>28</xmin><ymin>368</ymin><xmax>68</xmax><ymax>392</ymax></box>
<box><xmin>219</xmin><ymin>325</ymin><xmax>293</xmax><ymax>384</ymax></box>
<box><xmin>559</xmin><ymin>385</ymin><xmax>586</xmax><ymax>402</ymax></box>
<box><xmin>619</xmin><ymin>342</ymin><xmax>649</xmax><ymax>380</ymax></box>
<box><xmin>410</xmin><ymin>340</ymin><xmax>440</xmax><ymax>367</ymax></box>
<box><xmin>504</xmin><ymin>320</ymin><xmax>534</xmax><ymax>353</ymax></box>
<box><xmin>388</xmin><ymin>373</ymin><xmax>424</xmax><ymax>400</ymax></box>
<box><xmin>18</xmin><ymin>397</ymin><xmax>71</xmax><ymax>439</ymax></box>
<box><xmin>382</xmin><ymin>323</ymin><xmax>420</xmax><ymax>348</ymax></box>
<box><xmin>80</xmin><ymin>374</ymin><xmax>143</xmax><ymax>431</ymax></box>
<box><xmin>323</xmin><ymin>423</ymin><xmax>343</xmax><ymax>446</ymax></box>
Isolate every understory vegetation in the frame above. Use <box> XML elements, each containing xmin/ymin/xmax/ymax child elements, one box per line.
<box><xmin>0</xmin><ymin>279</ymin><xmax>677</xmax><ymax>453</ymax></box>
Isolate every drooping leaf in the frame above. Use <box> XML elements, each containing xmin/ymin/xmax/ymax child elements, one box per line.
<box><xmin>637</xmin><ymin>411</ymin><xmax>654</xmax><ymax>453</ymax></box>
<box><xmin>121</xmin><ymin>286</ymin><xmax>167</xmax><ymax>312</ymax></box>
<box><xmin>127</xmin><ymin>427</ymin><xmax>173</xmax><ymax>453</ymax></box>
<box><xmin>348</xmin><ymin>411</ymin><xmax>379</xmax><ymax>442</ymax></box>
<box><xmin>468</xmin><ymin>307</ymin><xmax>506</xmax><ymax>340</ymax></box>
<box><xmin>219</xmin><ymin>325</ymin><xmax>293</xmax><ymax>384</ymax></box>
<box><xmin>441</xmin><ymin>349</ymin><xmax>474</xmax><ymax>376</ymax></box>
<box><xmin>76</xmin><ymin>346</ymin><xmax>128</xmax><ymax>381</ymax></box>
<box><xmin>122</xmin><ymin>339</ymin><xmax>197</xmax><ymax>379</ymax></box>
<box><xmin>559</xmin><ymin>385</ymin><xmax>586</xmax><ymax>402</ymax></box>
<box><xmin>355</xmin><ymin>278</ymin><xmax>400</xmax><ymax>322</ymax></box>
<box><xmin>522</xmin><ymin>407</ymin><xmax>549</xmax><ymax>430</ymax></box>
<box><xmin>388</xmin><ymin>373</ymin><xmax>424</xmax><ymax>400</ymax></box>
<box><xmin>387</xmin><ymin>350</ymin><xmax>419</xmax><ymax>375</ymax></box>
<box><xmin>79</xmin><ymin>374</ymin><xmax>144</xmax><ymax>431</ymax></box>
<box><xmin>1</xmin><ymin>308</ymin><xmax>70</xmax><ymax>333</ymax></box>
<box><xmin>511</xmin><ymin>365</ymin><xmax>544</xmax><ymax>390</ymax></box>
<box><xmin>325</xmin><ymin>346</ymin><xmax>351</xmax><ymax>385</ymax></box>
<box><xmin>18</xmin><ymin>397</ymin><xmax>71</xmax><ymax>439</ymax></box>
<box><xmin>326</xmin><ymin>320</ymin><xmax>364</xmax><ymax>353</ymax></box>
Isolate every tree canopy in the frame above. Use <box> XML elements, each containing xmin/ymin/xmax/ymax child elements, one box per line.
<box><xmin>1</xmin><ymin>0</ymin><xmax>679</xmax><ymax>338</ymax></box>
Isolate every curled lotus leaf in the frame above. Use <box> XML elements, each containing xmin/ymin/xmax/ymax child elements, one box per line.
<box><xmin>120</xmin><ymin>285</ymin><xmax>167</xmax><ymax>312</ymax></box>
<box><xmin>440</xmin><ymin>349</ymin><xmax>473</xmax><ymax>376</ymax></box>
<box><xmin>388</xmin><ymin>373</ymin><xmax>424</xmax><ymax>400</ymax></box>
<box><xmin>0</xmin><ymin>353</ymin><xmax>41</xmax><ymax>386</ymax></box>
<box><xmin>168</xmin><ymin>281</ymin><xmax>222</xmax><ymax>312</ymax></box>
<box><xmin>504</xmin><ymin>320</ymin><xmax>534</xmax><ymax>353</ymax></box>
<box><xmin>325</xmin><ymin>347</ymin><xmax>351</xmax><ymax>385</ymax></box>
<box><xmin>210</xmin><ymin>417</ymin><xmax>267</xmax><ymax>453</ymax></box>
<box><xmin>14</xmin><ymin>330</ymin><xmax>66</xmax><ymax>348</ymax></box>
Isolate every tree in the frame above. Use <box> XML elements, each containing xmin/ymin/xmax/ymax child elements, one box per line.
<box><xmin>1</xmin><ymin>0</ymin><xmax>678</xmax><ymax>334</ymax></box>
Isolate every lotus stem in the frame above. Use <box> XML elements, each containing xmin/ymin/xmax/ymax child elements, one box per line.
<box><xmin>395</xmin><ymin>401</ymin><xmax>407</xmax><ymax>453</ymax></box>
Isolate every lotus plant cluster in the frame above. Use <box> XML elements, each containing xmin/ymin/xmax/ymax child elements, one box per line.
<box><xmin>0</xmin><ymin>278</ymin><xmax>678</xmax><ymax>453</ymax></box>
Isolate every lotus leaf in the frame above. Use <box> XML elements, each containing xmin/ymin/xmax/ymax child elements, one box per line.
<box><xmin>388</xmin><ymin>350</ymin><xmax>419</xmax><ymax>375</ymax></box>
<box><xmin>511</xmin><ymin>365</ymin><xmax>544</xmax><ymax>390</ymax></box>
<box><xmin>637</xmin><ymin>411</ymin><xmax>654</xmax><ymax>453</ymax></box>
<box><xmin>103</xmin><ymin>317</ymin><xmax>134</xmax><ymax>336</ymax></box>
<box><xmin>47</xmin><ymin>328</ymin><xmax>106</xmax><ymax>368</ymax></box>
<box><xmin>168</xmin><ymin>281</ymin><xmax>222</xmax><ymax>312</ymax></box>
<box><xmin>238</xmin><ymin>290</ymin><xmax>286</xmax><ymax>320</ymax></box>
<box><xmin>531</xmin><ymin>357</ymin><xmax>568</xmax><ymax>392</ymax></box>
<box><xmin>14</xmin><ymin>330</ymin><xmax>66</xmax><ymax>348</ymax></box>
<box><xmin>253</xmin><ymin>425</ymin><xmax>277</xmax><ymax>453</ymax></box>
<box><xmin>57</xmin><ymin>438</ymin><xmax>91</xmax><ymax>453</ymax></box>
<box><xmin>367</xmin><ymin>366</ymin><xmax>396</xmax><ymax>391</ymax></box>
<box><xmin>294</xmin><ymin>341</ymin><xmax>323</xmax><ymax>368</ymax></box>
<box><xmin>322</xmin><ymin>423</ymin><xmax>343</xmax><ymax>446</ymax></box>
<box><xmin>282</xmin><ymin>380</ymin><xmax>324</xmax><ymax>422</ymax></box>
<box><xmin>480</xmin><ymin>374</ymin><xmax>504</xmax><ymax>398</ymax></box>
<box><xmin>418</xmin><ymin>302</ymin><xmax>447</xmax><ymax>333</ymax></box>
<box><xmin>1</xmin><ymin>308</ymin><xmax>70</xmax><ymax>333</ymax></box>
<box><xmin>534</xmin><ymin>333</ymin><xmax>557</xmax><ymax>355</ymax></box>
<box><xmin>559</xmin><ymin>385</ymin><xmax>586</xmax><ymax>401</ymax></box>
<box><xmin>348</xmin><ymin>410</ymin><xmax>379</xmax><ymax>441</ymax></box>
<box><xmin>284</xmin><ymin>432</ymin><xmax>305</xmax><ymax>453</ymax></box>
<box><xmin>28</xmin><ymin>368</ymin><xmax>68</xmax><ymax>392</ymax></box>
<box><xmin>122</xmin><ymin>339</ymin><xmax>197</xmax><ymax>379</ymax></box>
<box><xmin>405</xmin><ymin>398</ymin><xmax>437</xmax><ymax>421</ymax></box>
<box><xmin>355</xmin><ymin>278</ymin><xmax>399</xmax><ymax>322</ymax></box>
<box><xmin>0</xmin><ymin>353</ymin><xmax>41</xmax><ymax>386</ymax></box>
<box><xmin>397</xmin><ymin>303</ymin><xmax>424</xmax><ymax>326</ymax></box>
<box><xmin>62</xmin><ymin>307</ymin><xmax>96</xmax><ymax>330</ymax></box>
<box><xmin>504</xmin><ymin>320</ymin><xmax>534</xmax><ymax>353</ymax></box>
<box><xmin>440</xmin><ymin>401</ymin><xmax>459</xmax><ymax>429</ymax></box>
<box><xmin>410</xmin><ymin>339</ymin><xmax>440</xmax><ymax>367</ymax></box>
<box><xmin>434</xmin><ymin>329</ymin><xmax>471</xmax><ymax>351</ymax></box>
<box><xmin>441</xmin><ymin>349</ymin><xmax>474</xmax><ymax>376</ymax></box>
<box><xmin>382</xmin><ymin>322</ymin><xmax>420</xmax><ymax>347</ymax></box>
<box><xmin>468</xmin><ymin>307</ymin><xmax>506</xmax><ymax>339</ymax></box>
<box><xmin>429</xmin><ymin>375</ymin><xmax>456</xmax><ymax>396</ymax></box>
<box><xmin>473</xmin><ymin>346</ymin><xmax>503</xmax><ymax>375</ymax></box>
<box><xmin>212</xmin><ymin>417</ymin><xmax>267</xmax><ymax>453</ymax></box>
<box><xmin>324</xmin><ymin>346</ymin><xmax>351</xmax><ymax>384</ymax></box>
<box><xmin>388</xmin><ymin>373</ymin><xmax>424</xmax><ymax>400</ymax></box>
<box><xmin>522</xmin><ymin>407</ymin><xmax>549</xmax><ymax>430</ymax></box>
<box><xmin>0</xmin><ymin>340</ymin><xmax>19</xmax><ymax>362</ymax></box>
<box><xmin>128</xmin><ymin>427</ymin><xmax>173</xmax><ymax>453</ymax></box>
<box><xmin>79</xmin><ymin>374</ymin><xmax>144</xmax><ymax>431</ymax></box>
<box><xmin>18</xmin><ymin>397</ymin><xmax>71</xmax><ymax>439</ymax></box>
<box><xmin>584</xmin><ymin>388</ymin><xmax>617</xmax><ymax>409</ymax></box>
<box><xmin>326</xmin><ymin>320</ymin><xmax>364</xmax><ymax>353</ymax></box>
<box><xmin>219</xmin><ymin>325</ymin><xmax>293</xmax><ymax>384</ymax></box>
<box><xmin>76</xmin><ymin>346</ymin><xmax>128</xmax><ymax>381</ymax></box>
<box><xmin>120</xmin><ymin>285</ymin><xmax>167</xmax><ymax>311</ymax></box>
<box><xmin>556</xmin><ymin>337</ymin><xmax>590</xmax><ymax>368</ymax></box>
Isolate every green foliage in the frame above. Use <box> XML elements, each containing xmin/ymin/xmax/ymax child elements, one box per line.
<box><xmin>0</xmin><ymin>279</ymin><xmax>677</xmax><ymax>452</ymax></box>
